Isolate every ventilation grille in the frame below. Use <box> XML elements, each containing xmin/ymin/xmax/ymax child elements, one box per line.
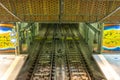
<box><xmin>0</xmin><ymin>0</ymin><xmax>120</xmax><ymax>23</ymax></box>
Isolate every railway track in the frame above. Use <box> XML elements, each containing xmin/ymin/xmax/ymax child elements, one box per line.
<box><xmin>31</xmin><ymin>41</ymin><xmax>53</xmax><ymax>80</ymax></box>
<box><xmin>64</xmin><ymin>25</ymin><xmax>91</xmax><ymax>80</ymax></box>
<box><xmin>29</xmin><ymin>24</ymin><xmax>92</xmax><ymax>80</ymax></box>
<box><xmin>29</xmin><ymin>26</ymin><xmax>53</xmax><ymax>80</ymax></box>
<box><xmin>53</xmin><ymin>25</ymin><xmax>70</xmax><ymax>80</ymax></box>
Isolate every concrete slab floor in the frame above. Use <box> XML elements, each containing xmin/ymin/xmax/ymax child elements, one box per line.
<box><xmin>0</xmin><ymin>54</ymin><xmax>28</xmax><ymax>80</ymax></box>
<box><xmin>93</xmin><ymin>54</ymin><xmax>120</xmax><ymax>80</ymax></box>
<box><xmin>78</xmin><ymin>37</ymin><xmax>106</xmax><ymax>80</ymax></box>
<box><xmin>16</xmin><ymin>41</ymin><xmax>40</xmax><ymax>80</ymax></box>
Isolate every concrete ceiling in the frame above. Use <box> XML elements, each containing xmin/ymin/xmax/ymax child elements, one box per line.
<box><xmin>0</xmin><ymin>0</ymin><xmax>120</xmax><ymax>23</ymax></box>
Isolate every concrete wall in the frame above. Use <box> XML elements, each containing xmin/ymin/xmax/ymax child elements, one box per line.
<box><xmin>88</xmin><ymin>28</ymin><xmax>94</xmax><ymax>51</ymax></box>
<box><xmin>79</xmin><ymin>23</ymin><xmax>99</xmax><ymax>52</ymax></box>
<box><xmin>20</xmin><ymin>23</ymin><xmax>28</xmax><ymax>28</ymax></box>
<box><xmin>79</xmin><ymin>23</ymin><xmax>86</xmax><ymax>39</ymax></box>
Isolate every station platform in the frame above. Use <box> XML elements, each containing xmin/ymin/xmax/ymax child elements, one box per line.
<box><xmin>93</xmin><ymin>54</ymin><xmax>120</xmax><ymax>80</ymax></box>
<box><xmin>0</xmin><ymin>54</ymin><xmax>28</xmax><ymax>80</ymax></box>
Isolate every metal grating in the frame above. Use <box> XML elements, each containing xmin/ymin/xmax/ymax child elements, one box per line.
<box><xmin>62</xmin><ymin>0</ymin><xmax>120</xmax><ymax>23</ymax></box>
<box><xmin>0</xmin><ymin>0</ymin><xmax>120</xmax><ymax>23</ymax></box>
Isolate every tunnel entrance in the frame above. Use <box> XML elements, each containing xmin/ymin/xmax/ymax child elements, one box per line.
<box><xmin>28</xmin><ymin>24</ymin><xmax>92</xmax><ymax>80</ymax></box>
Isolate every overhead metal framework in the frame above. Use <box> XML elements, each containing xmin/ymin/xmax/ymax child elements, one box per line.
<box><xmin>0</xmin><ymin>0</ymin><xmax>120</xmax><ymax>23</ymax></box>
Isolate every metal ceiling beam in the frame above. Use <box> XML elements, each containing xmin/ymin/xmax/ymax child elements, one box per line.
<box><xmin>59</xmin><ymin>0</ymin><xmax>64</xmax><ymax>23</ymax></box>
<box><xmin>8</xmin><ymin>0</ymin><xmax>17</xmax><ymax>15</ymax></box>
<box><xmin>0</xmin><ymin>2</ymin><xmax>22</xmax><ymax>21</ymax></box>
<box><xmin>86</xmin><ymin>23</ymin><xmax>100</xmax><ymax>33</ymax></box>
<box><xmin>97</xmin><ymin>7</ymin><xmax>120</xmax><ymax>23</ymax></box>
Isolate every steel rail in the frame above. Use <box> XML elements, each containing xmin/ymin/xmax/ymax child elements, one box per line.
<box><xmin>30</xmin><ymin>26</ymin><xmax>51</xmax><ymax>80</ymax></box>
<box><xmin>69</xmin><ymin>25</ymin><xmax>91</xmax><ymax>80</ymax></box>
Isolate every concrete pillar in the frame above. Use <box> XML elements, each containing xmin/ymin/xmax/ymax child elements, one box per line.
<box><xmin>35</xmin><ymin>22</ymin><xmax>39</xmax><ymax>36</ymax></box>
<box><xmin>15</xmin><ymin>22</ymin><xmax>20</xmax><ymax>55</ymax></box>
<box><xmin>97</xmin><ymin>23</ymin><xmax>104</xmax><ymax>54</ymax></box>
<box><xmin>31</xmin><ymin>24</ymin><xmax>35</xmax><ymax>39</ymax></box>
<box><xmin>85</xmin><ymin>25</ymin><xmax>89</xmax><ymax>44</ymax></box>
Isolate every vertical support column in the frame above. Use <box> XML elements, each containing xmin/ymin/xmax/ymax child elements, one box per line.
<box><xmin>59</xmin><ymin>0</ymin><xmax>64</xmax><ymax>23</ymax></box>
<box><xmin>94</xmin><ymin>32</ymin><xmax>97</xmax><ymax>43</ymax></box>
<box><xmin>36</xmin><ymin>22</ymin><xmax>39</xmax><ymax>35</ymax></box>
<box><xmin>16</xmin><ymin>22</ymin><xmax>20</xmax><ymax>55</ymax></box>
<box><xmin>97</xmin><ymin>23</ymin><xmax>104</xmax><ymax>54</ymax></box>
<box><xmin>30</xmin><ymin>24</ymin><xmax>34</xmax><ymax>41</ymax></box>
<box><xmin>94</xmin><ymin>24</ymin><xmax>99</xmax><ymax>43</ymax></box>
<box><xmin>85</xmin><ymin>25</ymin><xmax>89</xmax><ymax>44</ymax></box>
<box><xmin>26</xmin><ymin>29</ymin><xmax>30</xmax><ymax>50</ymax></box>
<box><xmin>32</xmin><ymin>23</ymin><xmax>35</xmax><ymax>40</ymax></box>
